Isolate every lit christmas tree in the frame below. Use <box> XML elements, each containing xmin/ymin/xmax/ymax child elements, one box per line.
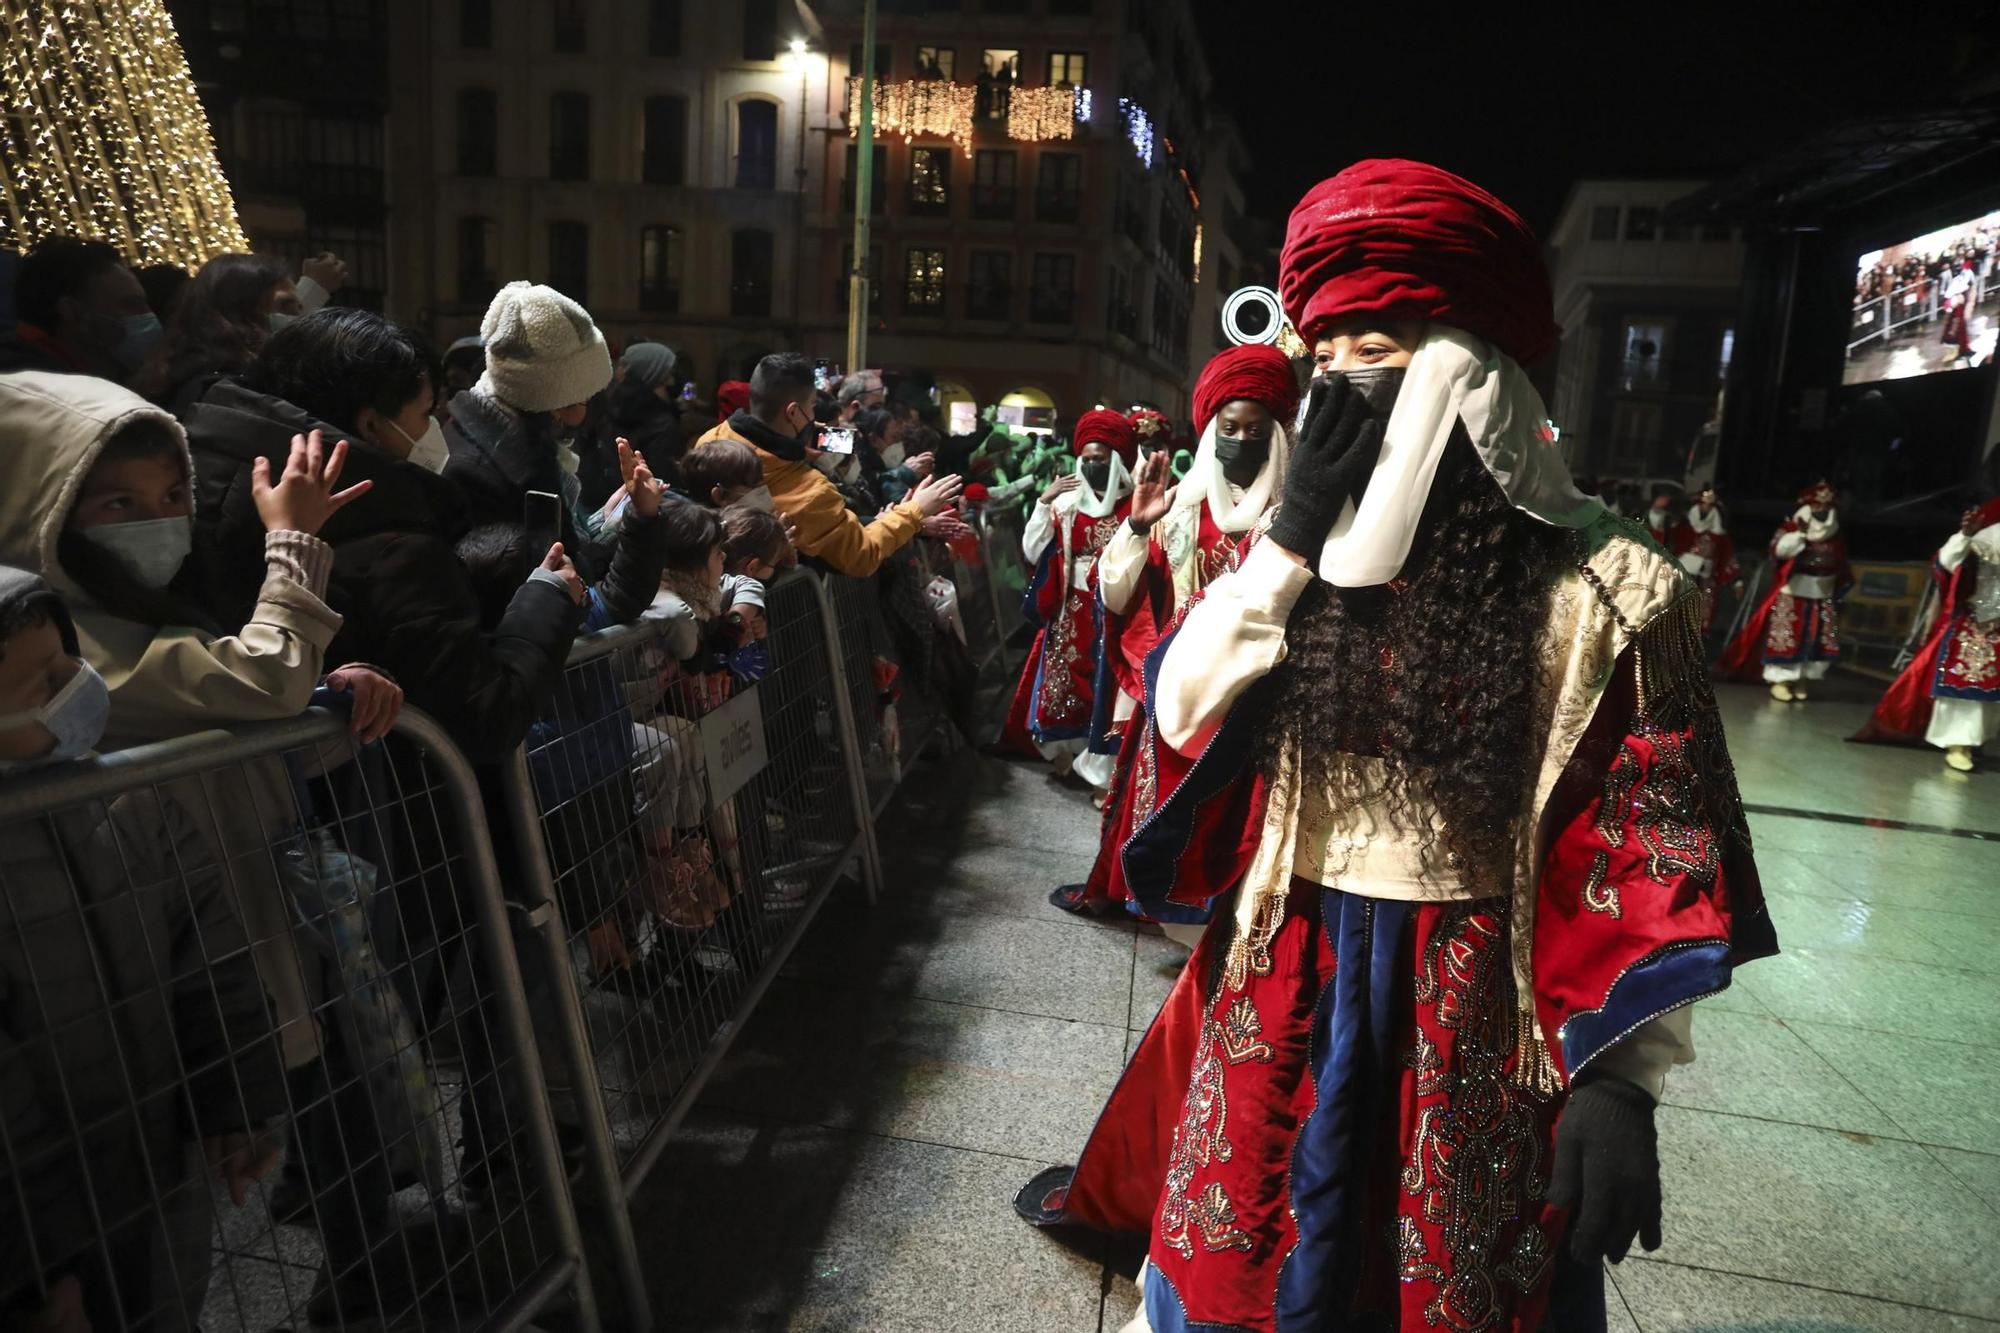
<box><xmin>0</xmin><ymin>0</ymin><xmax>249</xmax><ymax>268</ymax></box>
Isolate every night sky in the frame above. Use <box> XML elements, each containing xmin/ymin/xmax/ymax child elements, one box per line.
<box><xmin>1196</xmin><ymin>3</ymin><xmax>1913</xmax><ymax>238</ymax></box>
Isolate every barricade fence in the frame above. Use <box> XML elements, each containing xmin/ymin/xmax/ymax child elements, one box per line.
<box><xmin>0</xmin><ymin>521</ymin><xmax>1031</xmax><ymax>1333</ymax></box>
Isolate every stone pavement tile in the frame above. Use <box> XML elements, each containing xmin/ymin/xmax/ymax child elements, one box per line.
<box><xmin>1925</xmin><ymin>1146</ymin><xmax>2000</xmax><ymax>1215</ymax></box>
<box><xmin>698</xmin><ymin>977</ymin><xmax>1126</xmax><ymax>1163</ymax></box>
<box><xmin>1102</xmin><ymin>1265</ymin><xmax>1141</xmax><ymax>1331</ymax></box>
<box><xmin>1662</xmin><ymin>1009</ymin><xmax>1901</xmax><ymax>1137</ymax></box>
<box><xmin>1902</xmin><ymin>904</ymin><xmax>2000</xmax><ymax>975</ymax></box>
<box><xmin>1650</xmin><ymin>1106</ymin><xmax>2000</xmax><ymax>1317</ymax></box>
<box><xmin>784</xmin><ymin>896</ymin><xmax>1135</xmax><ymax>1027</ymax></box>
<box><xmin>889</xmin><ymin>839</ymin><xmax>1135</xmax><ymax>935</ymax></box>
<box><xmin>1611</xmin><ymin>1256</ymin><xmax>2000</xmax><ymax>1331</ymax></box>
<box><xmin>1759</xmin><ymin>889</ymin><xmax>1971</xmax><ymax>969</ymax></box>
<box><xmin>630</xmin><ymin>1110</ymin><xmax>1105</xmax><ymax>1332</ymax></box>
<box><xmin>1128</xmin><ymin>930</ymin><xmax>1190</xmax><ymax>1031</ymax></box>
<box><xmin>1716</xmin><ymin>946</ymin><xmax>2000</xmax><ymax>1046</ymax></box>
<box><xmin>203</xmin><ymin>1257</ymin><xmax>320</xmax><ymax>1333</ymax></box>
<box><xmin>1603</xmin><ymin>1272</ymin><xmax>1641</xmax><ymax>1333</ymax></box>
<box><xmin>1786</xmin><ymin>1021</ymin><xmax>2000</xmax><ymax>1154</ymax></box>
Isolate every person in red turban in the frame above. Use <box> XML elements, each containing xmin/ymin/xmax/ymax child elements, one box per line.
<box><xmin>1019</xmin><ymin>160</ymin><xmax>1774</xmax><ymax>1333</ymax></box>
<box><xmin>714</xmin><ymin>379</ymin><xmax>750</xmax><ymax>423</ymax></box>
<box><xmin>1051</xmin><ymin>343</ymin><xmax>1302</xmax><ymax>919</ymax></box>
<box><xmin>1000</xmin><ymin>407</ymin><xmax>1138</xmax><ymax>790</ymax></box>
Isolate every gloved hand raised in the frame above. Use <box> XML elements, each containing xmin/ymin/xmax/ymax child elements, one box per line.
<box><xmin>1265</xmin><ymin>374</ymin><xmax>1385</xmax><ymax>559</ymax></box>
<box><xmin>1547</xmin><ymin>1074</ymin><xmax>1663</xmax><ymax>1264</ymax></box>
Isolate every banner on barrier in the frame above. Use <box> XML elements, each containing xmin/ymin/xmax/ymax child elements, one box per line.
<box><xmin>700</xmin><ymin>684</ymin><xmax>769</xmax><ymax>809</ymax></box>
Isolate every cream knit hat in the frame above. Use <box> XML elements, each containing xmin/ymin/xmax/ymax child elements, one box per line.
<box><xmin>477</xmin><ymin>280</ymin><xmax>613</xmax><ymax>412</ymax></box>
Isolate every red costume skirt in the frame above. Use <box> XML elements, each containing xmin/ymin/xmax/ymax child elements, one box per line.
<box><xmin>1025</xmin><ymin>880</ymin><xmax>1570</xmax><ymax>1332</ymax></box>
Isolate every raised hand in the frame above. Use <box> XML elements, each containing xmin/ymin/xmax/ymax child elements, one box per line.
<box><xmin>540</xmin><ymin>542</ymin><xmax>586</xmax><ymax>605</ymax></box>
<box><xmin>1128</xmin><ymin>450</ymin><xmax>1177</xmax><ymax>533</ymax></box>
<box><xmin>618</xmin><ymin>437</ymin><xmax>665</xmax><ymax>519</ymax></box>
<box><xmin>912</xmin><ymin>471</ymin><xmax>966</xmax><ymax>517</ymax></box>
<box><xmin>251</xmin><ymin>430</ymin><xmax>372</xmax><ymax>535</ymax></box>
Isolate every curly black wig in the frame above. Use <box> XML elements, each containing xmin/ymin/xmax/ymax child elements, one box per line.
<box><xmin>1253</xmin><ymin>429</ymin><xmax>1576</xmax><ymax>878</ymax></box>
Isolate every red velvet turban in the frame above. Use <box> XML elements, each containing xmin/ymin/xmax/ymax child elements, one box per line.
<box><xmin>716</xmin><ymin>380</ymin><xmax>750</xmax><ymax>422</ymax></box>
<box><xmin>1279</xmin><ymin>159</ymin><xmax>1558</xmax><ymax>367</ymax></box>
<box><xmin>1072</xmin><ymin>408</ymin><xmax>1137</xmax><ymax>463</ymax></box>
<box><xmin>1192</xmin><ymin>344</ymin><xmax>1301</xmax><ymax>432</ymax></box>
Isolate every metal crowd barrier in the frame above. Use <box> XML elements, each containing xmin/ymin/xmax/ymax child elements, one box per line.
<box><xmin>0</xmin><ymin>534</ymin><xmax>1032</xmax><ymax>1333</ymax></box>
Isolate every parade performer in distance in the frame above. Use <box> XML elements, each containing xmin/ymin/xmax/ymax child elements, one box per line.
<box><xmin>1644</xmin><ymin>491</ymin><xmax>1674</xmax><ymax>542</ymax></box>
<box><xmin>1130</xmin><ymin>407</ymin><xmax>1172</xmax><ymax>462</ymax></box>
<box><xmin>1050</xmin><ymin>344</ymin><xmax>1299</xmax><ymax>922</ymax></box>
<box><xmin>1001</xmin><ymin>409</ymin><xmax>1137</xmax><ymax>792</ymax></box>
<box><xmin>1942</xmin><ymin>258</ymin><xmax>1980</xmax><ymax>368</ymax></box>
<box><xmin>1716</xmin><ymin>480</ymin><xmax>1851</xmax><ymax>701</ymax></box>
<box><xmin>1015</xmin><ymin>158</ymin><xmax>1775</xmax><ymax>1333</ymax></box>
<box><xmin>1671</xmin><ymin>484</ymin><xmax>1741</xmax><ymax>634</ymax></box>
<box><xmin>1851</xmin><ymin>498</ymin><xmax>2000</xmax><ymax>770</ymax></box>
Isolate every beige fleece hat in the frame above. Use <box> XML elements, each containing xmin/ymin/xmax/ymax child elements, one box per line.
<box><xmin>477</xmin><ymin>280</ymin><xmax>613</xmax><ymax>412</ymax></box>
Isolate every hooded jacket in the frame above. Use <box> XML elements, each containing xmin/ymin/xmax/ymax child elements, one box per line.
<box><xmin>0</xmin><ymin>371</ymin><xmax>339</xmax><ymax>746</ymax></box>
<box><xmin>0</xmin><ymin>571</ymin><xmax>285</xmax><ymax>1327</ymax></box>
<box><xmin>180</xmin><ymin>377</ymin><xmax>593</xmax><ymax>763</ymax></box>
<box><xmin>697</xmin><ymin>410</ymin><xmax>924</xmax><ymax>578</ymax></box>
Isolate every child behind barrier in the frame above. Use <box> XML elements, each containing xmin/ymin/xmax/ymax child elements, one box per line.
<box><xmin>0</xmin><ymin>567</ymin><xmax>285</xmax><ymax>1333</ymax></box>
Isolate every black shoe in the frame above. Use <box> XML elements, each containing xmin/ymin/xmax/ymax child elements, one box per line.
<box><xmin>1048</xmin><ymin>883</ymin><xmax>1092</xmax><ymax>913</ymax></box>
<box><xmin>1014</xmin><ymin>1165</ymin><xmax>1076</xmax><ymax>1226</ymax></box>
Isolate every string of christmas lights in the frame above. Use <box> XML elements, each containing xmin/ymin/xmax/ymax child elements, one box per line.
<box><xmin>847</xmin><ymin>77</ymin><xmax>977</xmax><ymax>156</ymax></box>
<box><xmin>0</xmin><ymin>0</ymin><xmax>248</xmax><ymax>268</ymax></box>
<box><xmin>1118</xmin><ymin>97</ymin><xmax>1156</xmax><ymax>169</ymax></box>
<box><xmin>1007</xmin><ymin>86</ymin><xmax>1078</xmax><ymax>143</ymax></box>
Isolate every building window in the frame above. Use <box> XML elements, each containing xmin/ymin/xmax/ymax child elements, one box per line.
<box><xmin>916</xmin><ymin>45</ymin><xmax>955</xmax><ymax>80</ymax></box>
<box><xmin>303</xmin><ymin>113</ymin><xmax>384</xmax><ymax>203</ymax></box>
<box><xmin>1047</xmin><ymin>52</ymin><xmax>1087</xmax><ymax>87</ymax></box>
<box><xmin>977</xmin><ymin>49</ymin><xmax>1019</xmax><ymax>121</ymax></box>
<box><xmin>742</xmin><ymin>0</ymin><xmax>777</xmax><ymax>61</ymax></box>
<box><xmin>552</xmin><ymin>0</ymin><xmax>585</xmax><ymax>52</ymax></box>
<box><xmin>648</xmin><ymin>0</ymin><xmax>680</xmax><ymax>57</ymax></box>
<box><xmin>972</xmin><ymin>150</ymin><xmax>1017</xmax><ymax>220</ymax></box>
<box><xmin>1107</xmin><ymin>266</ymin><xmax>1138</xmax><ymax>340</ymax></box>
<box><xmin>458</xmin><ymin>216</ymin><xmax>498</xmax><ymax>306</ymax></box>
<box><xmin>842</xmin><ymin>145</ymin><xmax>887</xmax><ymax>214</ymax></box>
<box><xmin>735</xmin><ymin>99</ymin><xmax>779</xmax><ymax>189</ymax></box>
<box><xmin>550</xmin><ymin>91</ymin><xmax>590</xmax><ymax>180</ymax></box>
<box><xmin>909</xmin><ymin>147</ymin><xmax>952</xmax><ymax>217</ymax></box>
<box><xmin>731</xmin><ymin>228</ymin><xmax>774</xmax><ymax>316</ymax></box>
<box><xmin>905</xmin><ymin>247</ymin><xmax>946</xmax><ymax>315</ymax></box>
<box><xmin>459</xmin><ymin>0</ymin><xmax>491</xmax><ymax>48</ymax></box>
<box><xmin>1625</xmin><ymin>206</ymin><xmax>1659</xmax><ymax>242</ymax></box>
<box><xmin>456</xmin><ymin>87</ymin><xmax>497</xmax><ymax>177</ymax></box>
<box><xmin>639</xmin><ymin>225</ymin><xmax>682</xmax><ymax>312</ymax></box>
<box><xmin>837</xmin><ymin>243</ymin><xmax>883</xmax><ymax>316</ymax></box>
<box><xmin>1589</xmin><ymin>205</ymin><xmax>1620</xmax><ymax>242</ymax></box>
<box><xmin>1619</xmin><ymin>319</ymin><xmax>1670</xmax><ymax>391</ymax></box>
<box><xmin>1151</xmin><ymin>275</ymin><xmax>1187</xmax><ymax>363</ymax></box>
<box><xmin>307</xmin><ymin>222</ymin><xmax>386</xmax><ymax>311</ymax></box>
<box><xmin>1030</xmin><ymin>252</ymin><xmax>1075</xmax><ymax>323</ymax></box>
<box><xmin>969</xmin><ymin>250</ymin><xmax>1011</xmax><ymax>320</ymax></box>
<box><xmin>549</xmin><ymin>221</ymin><xmax>588</xmax><ymax>302</ymax></box>
<box><xmin>1036</xmin><ymin>152</ymin><xmax>1082</xmax><ymax>224</ymax></box>
<box><xmin>848</xmin><ymin>42</ymin><xmax>891</xmax><ymax>77</ymax></box>
<box><xmin>642</xmin><ymin>96</ymin><xmax>687</xmax><ymax>185</ymax></box>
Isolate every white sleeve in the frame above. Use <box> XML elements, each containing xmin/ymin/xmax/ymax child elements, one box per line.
<box><xmin>1022</xmin><ymin>500</ymin><xmax>1057</xmax><ymax>564</ymax></box>
<box><xmin>295</xmin><ymin>274</ymin><xmax>330</xmax><ymax>312</ymax></box>
<box><xmin>1772</xmin><ymin>530</ymin><xmax>1807</xmax><ymax>559</ymax></box>
<box><xmin>1097</xmin><ymin>522</ymin><xmax>1150</xmax><ymax>615</ymax></box>
<box><xmin>1585</xmin><ymin>1007</ymin><xmax>1695</xmax><ymax>1102</ymax></box>
<box><xmin>1937</xmin><ymin>531</ymin><xmax>1972</xmax><ymax>572</ymax></box>
<box><xmin>1153</xmin><ymin>539</ymin><xmax>1313</xmax><ymax>755</ymax></box>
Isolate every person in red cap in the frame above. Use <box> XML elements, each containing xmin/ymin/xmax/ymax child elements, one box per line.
<box><xmin>1851</xmin><ymin>498</ymin><xmax>2000</xmax><ymax>770</ymax></box>
<box><xmin>1716</xmin><ymin>480</ymin><xmax>1851</xmax><ymax>701</ymax></box>
<box><xmin>1128</xmin><ymin>407</ymin><xmax>1172</xmax><ymax>460</ymax></box>
<box><xmin>1016</xmin><ymin>160</ymin><xmax>1774</xmax><ymax>1333</ymax></box>
<box><xmin>1050</xmin><ymin>344</ymin><xmax>1300</xmax><ymax>920</ymax></box>
<box><xmin>1670</xmin><ymin>483</ymin><xmax>1742</xmax><ymax>635</ymax></box>
<box><xmin>1001</xmin><ymin>408</ymin><xmax>1137</xmax><ymax>790</ymax></box>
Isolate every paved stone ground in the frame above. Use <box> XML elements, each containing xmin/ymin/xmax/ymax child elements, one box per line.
<box><xmin>639</xmin><ymin>673</ymin><xmax>2000</xmax><ymax>1331</ymax></box>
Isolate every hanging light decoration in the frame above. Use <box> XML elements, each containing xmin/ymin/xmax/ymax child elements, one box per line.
<box><xmin>1073</xmin><ymin>87</ymin><xmax>1093</xmax><ymax>123</ymax></box>
<box><xmin>1008</xmin><ymin>86</ymin><xmax>1078</xmax><ymax>143</ymax></box>
<box><xmin>0</xmin><ymin>0</ymin><xmax>250</xmax><ymax>268</ymax></box>
<box><xmin>847</xmin><ymin>77</ymin><xmax>976</xmax><ymax>156</ymax></box>
<box><xmin>1118</xmin><ymin>97</ymin><xmax>1155</xmax><ymax>169</ymax></box>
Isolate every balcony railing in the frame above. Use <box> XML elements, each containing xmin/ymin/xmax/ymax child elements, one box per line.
<box><xmin>908</xmin><ymin>188</ymin><xmax>951</xmax><ymax>219</ymax></box>
<box><xmin>840</xmin><ymin>177</ymin><xmax>887</xmax><ymax>215</ymax></box>
<box><xmin>1029</xmin><ymin>289</ymin><xmax>1076</xmax><ymax>324</ymax></box>
<box><xmin>967</xmin><ymin>283</ymin><xmax>1013</xmax><ymax>321</ymax></box>
<box><xmin>903</xmin><ymin>286</ymin><xmax>946</xmax><ymax>317</ymax></box>
<box><xmin>1108</xmin><ymin>300</ymin><xmax>1140</xmax><ymax>341</ymax></box>
<box><xmin>971</xmin><ymin>184</ymin><xmax>1017</xmax><ymax>221</ymax></box>
<box><xmin>1036</xmin><ymin>187</ymin><xmax>1081</xmax><ymax>224</ymax></box>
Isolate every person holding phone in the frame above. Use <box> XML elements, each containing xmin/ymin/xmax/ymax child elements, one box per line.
<box><xmin>695</xmin><ymin>352</ymin><xmax>961</xmax><ymax>578</ymax></box>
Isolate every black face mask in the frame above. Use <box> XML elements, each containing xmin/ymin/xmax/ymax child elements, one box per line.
<box><xmin>1080</xmin><ymin>461</ymin><xmax>1112</xmax><ymax>492</ymax></box>
<box><xmin>1212</xmin><ymin>433</ymin><xmax>1270</xmax><ymax>485</ymax></box>
<box><xmin>1339</xmin><ymin>366</ymin><xmax>1407</xmax><ymax>421</ymax></box>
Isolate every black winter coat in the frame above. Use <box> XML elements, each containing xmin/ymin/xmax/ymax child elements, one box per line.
<box><xmin>181</xmin><ymin>379</ymin><xmax>588</xmax><ymax>762</ymax></box>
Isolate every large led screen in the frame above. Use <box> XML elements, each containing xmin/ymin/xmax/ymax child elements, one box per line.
<box><xmin>1847</xmin><ymin>210</ymin><xmax>1996</xmax><ymax>384</ymax></box>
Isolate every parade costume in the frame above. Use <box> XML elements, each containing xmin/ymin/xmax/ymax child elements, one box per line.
<box><xmin>1016</xmin><ymin>160</ymin><xmax>1775</xmax><ymax>1333</ymax></box>
<box><xmin>1669</xmin><ymin>493</ymin><xmax>1740</xmax><ymax>635</ymax></box>
<box><xmin>1053</xmin><ymin>346</ymin><xmax>1298</xmax><ymax>918</ymax></box>
<box><xmin>1716</xmin><ymin>483</ymin><xmax>1851</xmax><ymax>698</ymax></box>
<box><xmin>1851</xmin><ymin>499</ymin><xmax>2000</xmax><ymax>769</ymax></box>
<box><xmin>1002</xmin><ymin>410</ymin><xmax>1137</xmax><ymax>788</ymax></box>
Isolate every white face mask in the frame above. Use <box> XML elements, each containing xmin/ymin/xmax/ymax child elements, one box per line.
<box><xmin>390</xmin><ymin>415</ymin><xmax>451</xmax><ymax>474</ymax></box>
<box><xmin>0</xmin><ymin>659</ymin><xmax>109</xmax><ymax>769</ymax></box>
<box><xmin>77</xmin><ymin>515</ymin><xmax>192</xmax><ymax>588</ymax></box>
<box><xmin>880</xmin><ymin>442</ymin><xmax>907</xmax><ymax>469</ymax></box>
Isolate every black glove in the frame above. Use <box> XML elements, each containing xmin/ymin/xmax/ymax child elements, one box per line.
<box><xmin>1265</xmin><ymin>373</ymin><xmax>1386</xmax><ymax>558</ymax></box>
<box><xmin>1547</xmin><ymin>1074</ymin><xmax>1662</xmax><ymax>1264</ymax></box>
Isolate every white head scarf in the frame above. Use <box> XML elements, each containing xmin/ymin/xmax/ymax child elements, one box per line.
<box><xmin>1315</xmin><ymin>325</ymin><xmax>1599</xmax><ymax>587</ymax></box>
<box><xmin>1065</xmin><ymin>449</ymin><xmax>1133</xmax><ymax>519</ymax></box>
<box><xmin>1793</xmin><ymin>505</ymin><xmax>1839</xmax><ymax>542</ymax></box>
<box><xmin>1175</xmin><ymin>415</ymin><xmax>1291</xmax><ymax>535</ymax></box>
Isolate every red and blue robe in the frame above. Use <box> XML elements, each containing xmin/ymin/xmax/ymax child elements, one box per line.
<box><xmin>1003</xmin><ymin>498</ymin><xmax>1132</xmax><ymax>754</ymax></box>
<box><xmin>1852</xmin><ymin>501</ymin><xmax>2000</xmax><ymax>747</ymax></box>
